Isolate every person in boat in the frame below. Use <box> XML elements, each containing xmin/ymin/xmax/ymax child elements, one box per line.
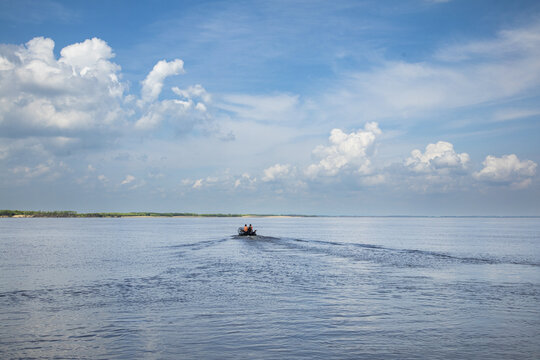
<box><xmin>244</xmin><ymin>224</ymin><xmax>248</xmax><ymax>233</ymax></box>
<box><xmin>248</xmin><ymin>224</ymin><xmax>253</xmax><ymax>233</ymax></box>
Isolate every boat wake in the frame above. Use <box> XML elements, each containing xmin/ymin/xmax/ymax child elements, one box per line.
<box><xmin>266</xmin><ymin>237</ymin><xmax>540</xmax><ymax>268</ymax></box>
<box><xmin>166</xmin><ymin>238</ymin><xmax>229</xmax><ymax>251</ymax></box>
<box><xmin>166</xmin><ymin>234</ymin><xmax>539</xmax><ymax>268</ymax></box>
<box><xmin>232</xmin><ymin>235</ymin><xmax>280</xmax><ymax>241</ymax></box>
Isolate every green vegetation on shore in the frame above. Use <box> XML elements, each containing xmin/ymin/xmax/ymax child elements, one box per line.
<box><xmin>0</xmin><ymin>210</ymin><xmax>312</xmax><ymax>218</ymax></box>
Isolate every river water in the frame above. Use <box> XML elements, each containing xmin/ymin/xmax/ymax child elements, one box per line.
<box><xmin>1</xmin><ymin>217</ymin><xmax>539</xmax><ymax>359</ymax></box>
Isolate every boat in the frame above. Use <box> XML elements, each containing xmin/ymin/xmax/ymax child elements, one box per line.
<box><xmin>238</xmin><ymin>227</ymin><xmax>257</xmax><ymax>236</ymax></box>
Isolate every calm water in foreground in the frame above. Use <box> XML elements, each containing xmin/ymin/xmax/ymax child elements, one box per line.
<box><xmin>0</xmin><ymin>217</ymin><xmax>539</xmax><ymax>359</ymax></box>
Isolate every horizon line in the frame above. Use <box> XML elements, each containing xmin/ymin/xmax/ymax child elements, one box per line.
<box><xmin>1</xmin><ymin>210</ymin><xmax>539</xmax><ymax>218</ymax></box>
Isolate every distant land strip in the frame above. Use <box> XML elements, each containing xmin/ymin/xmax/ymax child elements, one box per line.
<box><xmin>0</xmin><ymin>210</ymin><xmax>315</xmax><ymax>218</ymax></box>
<box><xmin>1</xmin><ymin>210</ymin><xmax>538</xmax><ymax>218</ymax></box>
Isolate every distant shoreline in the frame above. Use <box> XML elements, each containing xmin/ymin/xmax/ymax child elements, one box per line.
<box><xmin>0</xmin><ymin>210</ymin><xmax>538</xmax><ymax>218</ymax></box>
<box><xmin>0</xmin><ymin>210</ymin><xmax>313</xmax><ymax>218</ymax></box>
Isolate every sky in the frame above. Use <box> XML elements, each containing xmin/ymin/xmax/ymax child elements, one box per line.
<box><xmin>1</xmin><ymin>0</ymin><xmax>540</xmax><ymax>215</ymax></box>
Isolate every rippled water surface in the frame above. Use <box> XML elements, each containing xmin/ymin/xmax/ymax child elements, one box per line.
<box><xmin>1</xmin><ymin>217</ymin><xmax>539</xmax><ymax>359</ymax></box>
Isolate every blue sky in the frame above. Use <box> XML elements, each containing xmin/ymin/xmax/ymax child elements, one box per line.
<box><xmin>1</xmin><ymin>0</ymin><xmax>539</xmax><ymax>215</ymax></box>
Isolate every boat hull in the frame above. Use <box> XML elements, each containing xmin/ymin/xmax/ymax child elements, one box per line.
<box><xmin>238</xmin><ymin>227</ymin><xmax>257</xmax><ymax>236</ymax></box>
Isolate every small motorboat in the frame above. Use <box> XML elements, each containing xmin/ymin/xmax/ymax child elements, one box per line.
<box><xmin>238</xmin><ymin>227</ymin><xmax>257</xmax><ymax>236</ymax></box>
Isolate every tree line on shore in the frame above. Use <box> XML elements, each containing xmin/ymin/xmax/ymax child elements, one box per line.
<box><xmin>0</xmin><ymin>210</ymin><xmax>254</xmax><ymax>218</ymax></box>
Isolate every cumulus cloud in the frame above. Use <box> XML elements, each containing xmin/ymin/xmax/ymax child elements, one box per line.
<box><xmin>397</xmin><ymin>141</ymin><xmax>471</xmax><ymax>192</ymax></box>
<box><xmin>0</xmin><ymin>35</ymin><xmax>218</xmax><ymax>175</ymax></box>
<box><xmin>60</xmin><ymin>37</ymin><xmax>121</xmax><ymax>93</ymax></box>
<box><xmin>405</xmin><ymin>141</ymin><xmax>470</xmax><ymax>174</ymax></box>
<box><xmin>474</xmin><ymin>154</ymin><xmax>537</xmax><ymax>189</ymax></box>
<box><xmin>181</xmin><ymin>169</ymin><xmax>304</xmax><ymax>194</ymax></box>
<box><xmin>192</xmin><ymin>179</ymin><xmax>203</xmax><ymax>189</ymax></box>
<box><xmin>10</xmin><ymin>159</ymin><xmax>68</xmax><ymax>183</ymax></box>
<box><xmin>140</xmin><ymin>59</ymin><xmax>184</xmax><ymax>103</ymax></box>
<box><xmin>172</xmin><ymin>84</ymin><xmax>211</xmax><ymax>103</ymax></box>
<box><xmin>173</xmin><ymin>84</ymin><xmax>210</xmax><ymax>113</ymax></box>
<box><xmin>0</xmin><ymin>36</ymin><xmax>127</xmax><ymax>140</ymax></box>
<box><xmin>135</xmin><ymin>100</ymin><xmax>189</xmax><ymax>130</ymax></box>
<box><xmin>305</xmin><ymin>122</ymin><xmax>381</xmax><ymax>178</ymax></box>
<box><xmin>135</xmin><ymin>83</ymin><xmax>211</xmax><ymax>130</ymax></box>
<box><xmin>183</xmin><ymin>176</ymin><xmax>223</xmax><ymax>190</ymax></box>
<box><xmin>262</xmin><ymin>163</ymin><xmax>292</xmax><ymax>182</ymax></box>
<box><xmin>0</xmin><ymin>56</ymin><xmax>14</xmax><ymax>71</ymax></box>
<box><xmin>12</xmin><ymin>162</ymin><xmax>53</xmax><ymax>178</ymax></box>
<box><xmin>120</xmin><ymin>174</ymin><xmax>135</xmax><ymax>185</ymax></box>
<box><xmin>234</xmin><ymin>173</ymin><xmax>257</xmax><ymax>189</ymax></box>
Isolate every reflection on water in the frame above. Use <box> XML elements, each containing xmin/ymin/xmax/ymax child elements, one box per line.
<box><xmin>1</xmin><ymin>217</ymin><xmax>539</xmax><ymax>359</ymax></box>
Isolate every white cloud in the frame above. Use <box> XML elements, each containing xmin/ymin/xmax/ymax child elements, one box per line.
<box><xmin>361</xmin><ymin>174</ymin><xmax>386</xmax><ymax>186</ymax></box>
<box><xmin>0</xmin><ymin>56</ymin><xmax>14</xmax><ymax>71</ymax></box>
<box><xmin>195</xmin><ymin>102</ymin><xmax>207</xmax><ymax>112</ymax></box>
<box><xmin>17</xmin><ymin>36</ymin><xmax>55</xmax><ymax>63</ymax></box>
<box><xmin>192</xmin><ymin>179</ymin><xmax>203</xmax><ymax>189</ymax></box>
<box><xmin>305</xmin><ymin>122</ymin><xmax>381</xmax><ymax>178</ymax></box>
<box><xmin>435</xmin><ymin>24</ymin><xmax>540</xmax><ymax>62</ymax></box>
<box><xmin>136</xmin><ymin>84</ymin><xmax>211</xmax><ymax>130</ymax></box>
<box><xmin>0</xmin><ymin>36</ymin><xmax>127</xmax><ymax>138</ymax></box>
<box><xmin>405</xmin><ymin>141</ymin><xmax>469</xmax><ymax>173</ymax></box>
<box><xmin>10</xmin><ymin>159</ymin><xmax>68</xmax><ymax>182</ymax></box>
<box><xmin>134</xmin><ymin>100</ymin><xmax>208</xmax><ymax>130</ymax></box>
<box><xmin>135</xmin><ymin>100</ymin><xmax>188</xmax><ymax>130</ymax></box>
<box><xmin>128</xmin><ymin>179</ymin><xmax>146</xmax><ymax>191</ymax></box>
<box><xmin>492</xmin><ymin>108</ymin><xmax>540</xmax><ymax>122</ymax></box>
<box><xmin>180</xmin><ymin>179</ymin><xmax>192</xmax><ymax>186</ymax></box>
<box><xmin>322</xmin><ymin>24</ymin><xmax>540</xmax><ymax>124</ymax></box>
<box><xmin>140</xmin><ymin>59</ymin><xmax>184</xmax><ymax>103</ymax></box>
<box><xmin>182</xmin><ymin>169</ymin><xmax>303</xmax><ymax>194</ymax></box>
<box><xmin>172</xmin><ymin>84</ymin><xmax>211</xmax><ymax>103</ymax></box>
<box><xmin>183</xmin><ymin>176</ymin><xmax>222</xmax><ymax>190</ymax></box>
<box><xmin>234</xmin><ymin>173</ymin><xmax>257</xmax><ymax>189</ymax></box>
<box><xmin>121</xmin><ymin>174</ymin><xmax>135</xmax><ymax>185</ymax></box>
<box><xmin>59</xmin><ymin>37</ymin><xmax>122</xmax><ymax>96</ymax></box>
<box><xmin>0</xmin><ymin>35</ymin><xmax>217</xmax><ymax>166</ymax></box>
<box><xmin>397</xmin><ymin>141</ymin><xmax>471</xmax><ymax>192</ymax></box>
<box><xmin>262</xmin><ymin>163</ymin><xmax>292</xmax><ymax>182</ymax></box>
<box><xmin>12</xmin><ymin>162</ymin><xmax>52</xmax><ymax>178</ymax></box>
<box><xmin>0</xmin><ymin>144</ymin><xmax>8</xmax><ymax>160</ymax></box>
<box><xmin>217</xmin><ymin>93</ymin><xmax>301</xmax><ymax>122</ymax></box>
<box><xmin>474</xmin><ymin>154</ymin><xmax>537</xmax><ymax>189</ymax></box>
